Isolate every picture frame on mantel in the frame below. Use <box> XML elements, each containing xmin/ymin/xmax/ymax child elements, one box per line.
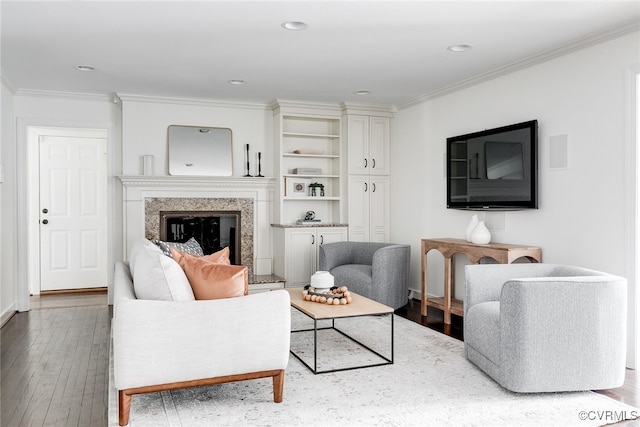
<box><xmin>285</xmin><ymin>177</ymin><xmax>311</xmax><ymax>198</ymax></box>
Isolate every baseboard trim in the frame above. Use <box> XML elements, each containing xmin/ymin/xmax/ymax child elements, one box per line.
<box><xmin>40</xmin><ymin>287</ymin><xmax>107</xmax><ymax>296</ymax></box>
<box><xmin>1</xmin><ymin>306</ymin><xmax>17</xmax><ymax>328</ymax></box>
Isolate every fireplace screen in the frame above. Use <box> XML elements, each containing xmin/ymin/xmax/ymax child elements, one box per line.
<box><xmin>159</xmin><ymin>211</ymin><xmax>241</xmax><ymax>265</ymax></box>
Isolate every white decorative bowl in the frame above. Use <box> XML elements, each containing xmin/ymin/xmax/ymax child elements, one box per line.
<box><xmin>310</xmin><ymin>271</ymin><xmax>334</xmax><ymax>291</ymax></box>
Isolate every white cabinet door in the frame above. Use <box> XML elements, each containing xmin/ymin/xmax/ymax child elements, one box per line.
<box><xmin>369</xmin><ymin>176</ymin><xmax>389</xmax><ymax>242</ymax></box>
<box><xmin>317</xmin><ymin>227</ymin><xmax>348</xmax><ymax>247</ymax></box>
<box><xmin>285</xmin><ymin>228</ymin><xmax>317</xmax><ymax>287</ymax></box>
<box><xmin>347</xmin><ymin>176</ymin><xmax>370</xmax><ymax>242</ymax></box>
<box><xmin>277</xmin><ymin>226</ymin><xmax>348</xmax><ymax>287</ymax></box>
<box><xmin>369</xmin><ymin>116</ymin><xmax>390</xmax><ymax>175</ymax></box>
<box><xmin>347</xmin><ymin>175</ymin><xmax>389</xmax><ymax>242</ymax></box>
<box><xmin>347</xmin><ymin>115</ymin><xmax>369</xmax><ymax>174</ymax></box>
<box><xmin>347</xmin><ymin>115</ymin><xmax>390</xmax><ymax>175</ymax></box>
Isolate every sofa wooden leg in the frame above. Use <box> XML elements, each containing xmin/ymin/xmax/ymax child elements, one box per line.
<box><xmin>118</xmin><ymin>390</ymin><xmax>131</xmax><ymax>426</ymax></box>
<box><xmin>273</xmin><ymin>370</ymin><xmax>284</xmax><ymax>403</ymax></box>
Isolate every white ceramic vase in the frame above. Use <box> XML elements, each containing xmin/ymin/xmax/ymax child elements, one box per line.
<box><xmin>470</xmin><ymin>220</ymin><xmax>491</xmax><ymax>245</ymax></box>
<box><xmin>465</xmin><ymin>214</ymin><xmax>479</xmax><ymax>242</ymax></box>
<box><xmin>310</xmin><ymin>271</ymin><xmax>334</xmax><ymax>291</ymax></box>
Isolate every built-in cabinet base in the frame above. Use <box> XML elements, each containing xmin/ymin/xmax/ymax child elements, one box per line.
<box><xmin>272</xmin><ymin>225</ymin><xmax>348</xmax><ymax>287</ymax></box>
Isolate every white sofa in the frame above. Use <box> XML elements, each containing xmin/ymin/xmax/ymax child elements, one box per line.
<box><xmin>113</xmin><ymin>246</ymin><xmax>291</xmax><ymax>426</ymax></box>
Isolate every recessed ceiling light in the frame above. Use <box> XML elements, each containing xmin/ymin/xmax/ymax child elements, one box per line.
<box><xmin>354</xmin><ymin>90</ymin><xmax>370</xmax><ymax>96</ymax></box>
<box><xmin>228</xmin><ymin>79</ymin><xmax>246</xmax><ymax>85</ymax></box>
<box><xmin>447</xmin><ymin>45</ymin><xmax>472</xmax><ymax>52</ymax></box>
<box><xmin>282</xmin><ymin>21</ymin><xmax>307</xmax><ymax>31</ymax></box>
<box><xmin>75</xmin><ymin>65</ymin><xmax>95</xmax><ymax>71</ymax></box>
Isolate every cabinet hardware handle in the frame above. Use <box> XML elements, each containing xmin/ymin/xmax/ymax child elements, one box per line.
<box><xmin>311</xmin><ymin>235</ymin><xmax>315</xmax><ymax>245</ymax></box>
<box><xmin>364</xmin><ymin>158</ymin><xmax>367</xmax><ymax>168</ymax></box>
<box><xmin>42</xmin><ymin>219</ymin><xmax>48</xmax><ymax>225</ymax></box>
<box><xmin>364</xmin><ymin>182</ymin><xmax>368</xmax><ymax>192</ymax></box>
<box><xmin>42</xmin><ymin>208</ymin><xmax>48</xmax><ymax>214</ymax></box>
<box><xmin>320</xmin><ymin>235</ymin><xmax>324</xmax><ymax>244</ymax></box>
<box><xmin>372</xmin><ymin>158</ymin><xmax>376</xmax><ymax>169</ymax></box>
<box><xmin>372</xmin><ymin>183</ymin><xmax>376</xmax><ymax>192</ymax></box>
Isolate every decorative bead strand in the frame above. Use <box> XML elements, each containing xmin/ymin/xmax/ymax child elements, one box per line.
<box><xmin>302</xmin><ymin>286</ymin><xmax>353</xmax><ymax>304</ymax></box>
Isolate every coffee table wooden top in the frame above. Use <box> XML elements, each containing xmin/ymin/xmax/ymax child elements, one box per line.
<box><xmin>285</xmin><ymin>287</ymin><xmax>394</xmax><ymax>320</ymax></box>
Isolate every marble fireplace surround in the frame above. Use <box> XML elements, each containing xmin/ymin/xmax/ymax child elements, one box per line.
<box><xmin>119</xmin><ymin>176</ymin><xmax>276</xmax><ymax>277</ymax></box>
<box><xmin>145</xmin><ymin>197</ymin><xmax>251</xmax><ymax>273</ymax></box>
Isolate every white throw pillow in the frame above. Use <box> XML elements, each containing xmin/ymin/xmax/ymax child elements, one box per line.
<box><xmin>128</xmin><ymin>239</ymin><xmax>195</xmax><ymax>301</ymax></box>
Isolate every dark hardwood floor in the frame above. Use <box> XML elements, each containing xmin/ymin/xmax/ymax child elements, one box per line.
<box><xmin>1</xmin><ymin>293</ymin><xmax>638</xmax><ymax>426</ymax></box>
<box><xmin>1</xmin><ymin>294</ymin><xmax>111</xmax><ymax>427</ymax></box>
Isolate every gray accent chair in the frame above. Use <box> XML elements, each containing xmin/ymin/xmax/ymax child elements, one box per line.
<box><xmin>464</xmin><ymin>263</ymin><xmax>627</xmax><ymax>393</ymax></box>
<box><xmin>318</xmin><ymin>242</ymin><xmax>411</xmax><ymax>310</ymax></box>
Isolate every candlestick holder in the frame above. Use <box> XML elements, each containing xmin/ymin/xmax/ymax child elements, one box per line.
<box><xmin>244</xmin><ymin>144</ymin><xmax>253</xmax><ymax>177</ymax></box>
<box><xmin>256</xmin><ymin>152</ymin><xmax>264</xmax><ymax>177</ymax></box>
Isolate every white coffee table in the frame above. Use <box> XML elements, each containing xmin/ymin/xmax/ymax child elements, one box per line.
<box><xmin>285</xmin><ymin>287</ymin><xmax>394</xmax><ymax>374</ymax></box>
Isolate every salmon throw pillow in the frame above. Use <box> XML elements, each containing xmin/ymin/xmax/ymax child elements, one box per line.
<box><xmin>201</xmin><ymin>246</ymin><xmax>231</xmax><ymax>265</ymax></box>
<box><xmin>171</xmin><ymin>248</ymin><xmax>248</xmax><ymax>299</ymax></box>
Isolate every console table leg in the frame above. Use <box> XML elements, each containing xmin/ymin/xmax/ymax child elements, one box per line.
<box><xmin>443</xmin><ymin>256</ymin><xmax>453</xmax><ymax>324</ymax></box>
<box><xmin>421</xmin><ymin>242</ymin><xmax>428</xmax><ymax>316</ymax></box>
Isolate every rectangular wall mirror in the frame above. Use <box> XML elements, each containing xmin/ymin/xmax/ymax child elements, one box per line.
<box><xmin>168</xmin><ymin>125</ymin><xmax>233</xmax><ymax>176</ymax></box>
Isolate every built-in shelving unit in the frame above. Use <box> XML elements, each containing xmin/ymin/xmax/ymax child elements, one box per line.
<box><xmin>272</xmin><ymin>100</ymin><xmax>345</xmax><ymax>225</ymax></box>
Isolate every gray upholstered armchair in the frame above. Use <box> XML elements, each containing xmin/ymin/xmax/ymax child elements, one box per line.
<box><xmin>464</xmin><ymin>263</ymin><xmax>627</xmax><ymax>393</ymax></box>
<box><xmin>318</xmin><ymin>242</ymin><xmax>411</xmax><ymax>310</ymax></box>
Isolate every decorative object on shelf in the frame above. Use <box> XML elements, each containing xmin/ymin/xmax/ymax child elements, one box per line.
<box><xmin>302</xmin><ymin>284</ymin><xmax>352</xmax><ymax>305</ymax></box>
<box><xmin>310</xmin><ymin>270</ymin><xmax>334</xmax><ymax>291</ymax></box>
<box><xmin>293</xmin><ymin>167</ymin><xmax>322</xmax><ymax>175</ymax></box>
<box><xmin>256</xmin><ymin>152</ymin><xmax>264</xmax><ymax>177</ymax></box>
<box><xmin>244</xmin><ymin>143</ymin><xmax>252</xmax><ymax>177</ymax></box>
<box><xmin>285</xmin><ymin>177</ymin><xmax>311</xmax><ymax>197</ymax></box>
<box><xmin>470</xmin><ymin>220</ymin><xmax>491</xmax><ymax>245</ymax></box>
<box><xmin>296</xmin><ymin>210</ymin><xmax>320</xmax><ymax>224</ymax></box>
<box><xmin>465</xmin><ymin>214</ymin><xmax>479</xmax><ymax>242</ymax></box>
<box><xmin>142</xmin><ymin>155</ymin><xmax>154</xmax><ymax>175</ymax></box>
<box><xmin>308</xmin><ymin>182</ymin><xmax>325</xmax><ymax>197</ymax></box>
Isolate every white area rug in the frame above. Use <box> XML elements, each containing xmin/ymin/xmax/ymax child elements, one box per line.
<box><xmin>109</xmin><ymin>312</ymin><xmax>638</xmax><ymax>426</ymax></box>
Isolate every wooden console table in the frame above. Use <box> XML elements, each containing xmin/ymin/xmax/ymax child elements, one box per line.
<box><xmin>421</xmin><ymin>238</ymin><xmax>542</xmax><ymax>324</ymax></box>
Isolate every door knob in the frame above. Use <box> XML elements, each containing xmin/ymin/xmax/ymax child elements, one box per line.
<box><xmin>42</xmin><ymin>208</ymin><xmax>48</xmax><ymax>214</ymax></box>
<box><xmin>42</xmin><ymin>219</ymin><xmax>48</xmax><ymax>224</ymax></box>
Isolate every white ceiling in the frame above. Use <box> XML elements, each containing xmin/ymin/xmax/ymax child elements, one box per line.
<box><xmin>2</xmin><ymin>1</ymin><xmax>639</xmax><ymax>108</ymax></box>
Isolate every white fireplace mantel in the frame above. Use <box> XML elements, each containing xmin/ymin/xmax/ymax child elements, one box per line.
<box><xmin>118</xmin><ymin>175</ymin><xmax>276</xmax><ymax>200</ymax></box>
<box><xmin>119</xmin><ymin>175</ymin><xmax>276</xmax><ymax>275</ymax></box>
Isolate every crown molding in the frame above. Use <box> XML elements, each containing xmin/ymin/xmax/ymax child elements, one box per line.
<box><xmin>14</xmin><ymin>88</ymin><xmax>113</xmax><ymax>102</ymax></box>
<box><xmin>270</xmin><ymin>99</ymin><xmax>344</xmax><ymax>116</ymax></box>
<box><xmin>340</xmin><ymin>102</ymin><xmax>397</xmax><ymax>116</ymax></box>
<box><xmin>1</xmin><ymin>69</ymin><xmax>17</xmax><ymax>95</ymax></box>
<box><xmin>398</xmin><ymin>21</ymin><xmax>640</xmax><ymax>110</ymax></box>
<box><xmin>116</xmin><ymin>93</ymin><xmax>270</xmax><ymax>111</ymax></box>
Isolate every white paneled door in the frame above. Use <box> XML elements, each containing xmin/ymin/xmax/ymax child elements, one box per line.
<box><xmin>39</xmin><ymin>135</ymin><xmax>107</xmax><ymax>291</ymax></box>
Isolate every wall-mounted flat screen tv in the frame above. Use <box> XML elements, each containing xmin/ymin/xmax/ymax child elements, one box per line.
<box><xmin>446</xmin><ymin>120</ymin><xmax>538</xmax><ymax>210</ymax></box>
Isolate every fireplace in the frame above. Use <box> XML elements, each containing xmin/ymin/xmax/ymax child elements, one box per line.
<box><xmin>160</xmin><ymin>211</ymin><xmax>241</xmax><ymax>265</ymax></box>
<box><xmin>144</xmin><ymin>197</ymin><xmax>255</xmax><ymax>276</ymax></box>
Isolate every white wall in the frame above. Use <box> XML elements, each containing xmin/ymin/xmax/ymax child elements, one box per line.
<box><xmin>1</xmin><ymin>81</ymin><xmax>17</xmax><ymax>324</ymax></box>
<box><xmin>10</xmin><ymin>93</ymin><xmax>121</xmax><ymax>307</ymax></box>
<box><xmin>391</xmin><ymin>32</ymin><xmax>639</xmax><ymax>363</ymax></box>
<box><xmin>120</xmin><ymin>97</ymin><xmax>272</xmax><ymax>177</ymax></box>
